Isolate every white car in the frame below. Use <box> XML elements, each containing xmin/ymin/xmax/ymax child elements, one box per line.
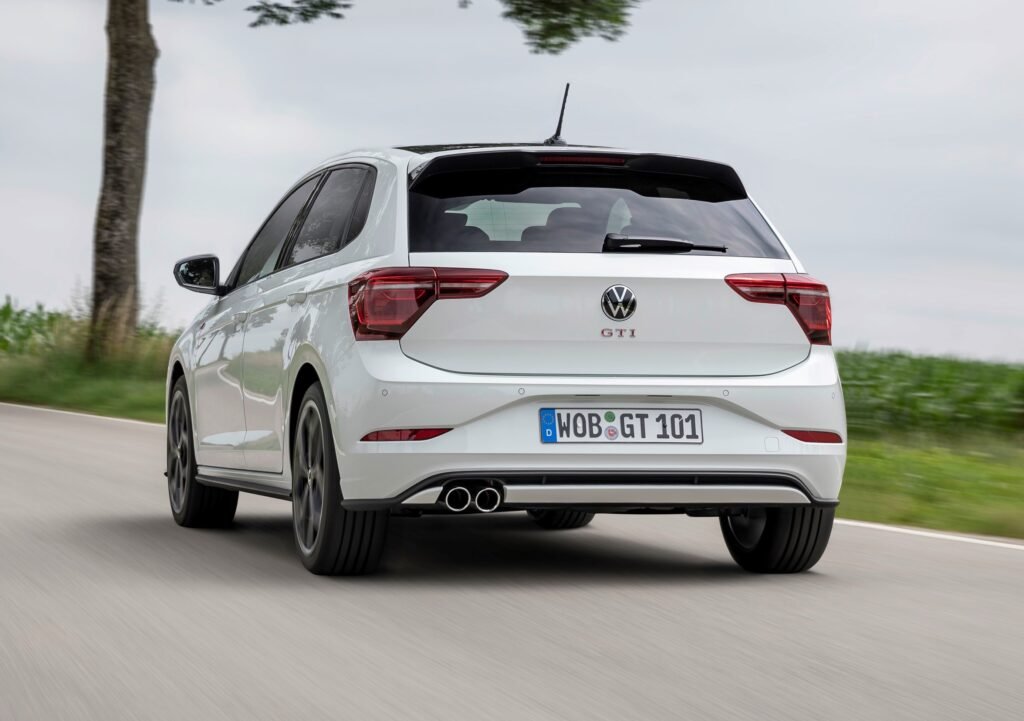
<box><xmin>167</xmin><ymin>144</ymin><xmax>845</xmax><ymax>575</ymax></box>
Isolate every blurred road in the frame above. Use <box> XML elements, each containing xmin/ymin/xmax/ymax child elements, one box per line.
<box><xmin>1</xmin><ymin>403</ymin><xmax>1022</xmax><ymax>721</ymax></box>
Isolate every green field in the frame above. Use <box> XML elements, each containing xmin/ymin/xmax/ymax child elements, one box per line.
<box><xmin>2</xmin><ymin>298</ymin><xmax>1022</xmax><ymax>537</ymax></box>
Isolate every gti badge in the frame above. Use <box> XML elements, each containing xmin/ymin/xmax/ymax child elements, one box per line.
<box><xmin>601</xmin><ymin>284</ymin><xmax>636</xmax><ymax>321</ymax></box>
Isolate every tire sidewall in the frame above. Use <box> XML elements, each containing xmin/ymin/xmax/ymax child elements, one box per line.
<box><xmin>291</xmin><ymin>383</ymin><xmax>342</xmax><ymax>568</ymax></box>
<box><xmin>720</xmin><ymin>506</ymin><xmax>835</xmax><ymax>573</ymax></box>
<box><xmin>168</xmin><ymin>379</ymin><xmax>197</xmax><ymax>525</ymax></box>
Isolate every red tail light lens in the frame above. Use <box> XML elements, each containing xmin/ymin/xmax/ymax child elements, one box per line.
<box><xmin>782</xmin><ymin>429</ymin><xmax>843</xmax><ymax>443</ymax></box>
<box><xmin>361</xmin><ymin>428</ymin><xmax>451</xmax><ymax>442</ymax></box>
<box><xmin>349</xmin><ymin>267</ymin><xmax>508</xmax><ymax>340</ymax></box>
<box><xmin>725</xmin><ymin>273</ymin><xmax>832</xmax><ymax>345</ymax></box>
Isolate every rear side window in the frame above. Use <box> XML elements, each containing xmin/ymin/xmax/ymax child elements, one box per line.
<box><xmin>283</xmin><ymin>166</ymin><xmax>374</xmax><ymax>267</ymax></box>
<box><xmin>409</xmin><ymin>167</ymin><xmax>787</xmax><ymax>258</ymax></box>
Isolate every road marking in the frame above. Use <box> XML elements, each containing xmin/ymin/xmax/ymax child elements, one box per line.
<box><xmin>836</xmin><ymin>519</ymin><xmax>1024</xmax><ymax>551</ymax></box>
<box><xmin>0</xmin><ymin>401</ymin><xmax>163</xmax><ymax>428</ymax></box>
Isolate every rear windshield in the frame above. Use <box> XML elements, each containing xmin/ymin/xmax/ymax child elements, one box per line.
<box><xmin>409</xmin><ymin>167</ymin><xmax>788</xmax><ymax>258</ymax></box>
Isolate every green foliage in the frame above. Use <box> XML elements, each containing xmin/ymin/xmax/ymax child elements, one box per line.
<box><xmin>174</xmin><ymin>0</ymin><xmax>637</xmax><ymax>53</ymax></box>
<box><xmin>497</xmin><ymin>0</ymin><xmax>638</xmax><ymax>54</ymax></box>
<box><xmin>836</xmin><ymin>350</ymin><xmax>1024</xmax><ymax>437</ymax></box>
<box><xmin>0</xmin><ymin>297</ymin><xmax>63</xmax><ymax>354</ymax></box>
<box><xmin>0</xmin><ymin>298</ymin><xmax>173</xmax><ymax>385</ymax></box>
<box><xmin>244</xmin><ymin>0</ymin><xmax>351</xmax><ymax>27</ymax></box>
<box><xmin>169</xmin><ymin>0</ymin><xmax>351</xmax><ymax>27</ymax></box>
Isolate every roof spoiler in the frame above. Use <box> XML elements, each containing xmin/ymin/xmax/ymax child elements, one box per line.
<box><xmin>408</xmin><ymin>150</ymin><xmax>747</xmax><ymax>198</ymax></box>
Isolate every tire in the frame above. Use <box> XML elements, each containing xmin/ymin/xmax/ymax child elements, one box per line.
<box><xmin>167</xmin><ymin>377</ymin><xmax>238</xmax><ymax>528</ymax></box>
<box><xmin>291</xmin><ymin>382</ymin><xmax>389</xmax><ymax>575</ymax></box>
<box><xmin>528</xmin><ymin>509</ymin><xmax>595</xmax><ymax>530</ymax></box>
<box><xmin>719</xmin><ymin>506</ymin><xmax>834</xmax><ymax>573</ymax></box>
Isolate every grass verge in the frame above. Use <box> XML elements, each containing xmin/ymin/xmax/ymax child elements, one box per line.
<box><xmin>843</xmin><ymin>436</ymin><xmax>1024</xmax><ymax>539</ymax></box>
<box><xmin>0</xmin><ymin>356</ymin><xmax>166</xmax><ymax>423</ymax></box>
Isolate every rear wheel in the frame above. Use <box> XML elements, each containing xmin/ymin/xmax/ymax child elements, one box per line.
<box><xmin>528</xmin><ymin>509</ymin><xmax>595</xmax><ymax>530</ymax></box>
<box><xmin>720</xmin><ymin>506</ymin><xmax>834</xmax><ymax>573</ymax></box>
<box><xmin>292</xmin><ymin>382</ymin><xmax>389</xmax><ymax>575</ymax></box>
<box><xmin>167</xmin><ymin>378</ymin><xmax>238</xmax><ymax>528</ymax></box>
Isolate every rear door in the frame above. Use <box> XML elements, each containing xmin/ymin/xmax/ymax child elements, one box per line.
<box><xmin>241</xmin><ymin>165</ymin><xmax>375</xmax><ymax>472</ymax></box>
<box><xmin>402</xmin><ymin>151</ymin><xmax>809</xmax><ymax>377</ymax></box>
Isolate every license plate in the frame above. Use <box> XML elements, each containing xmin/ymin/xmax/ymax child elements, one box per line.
<box><xmin>539</xmin><ymin>408</ymin><xmax>703</xmax><ymax>444</ymax></box>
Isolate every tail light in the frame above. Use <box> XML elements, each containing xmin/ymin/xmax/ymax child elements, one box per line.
<box><xmin>725</xmin><ymin>273</ymin><xmax>832</xmax><ymax>345</ymax></box>
<box><xmin>349</xmin><ymin>267</ymin><xmax>508</xmax><ymax>340</ymax></box>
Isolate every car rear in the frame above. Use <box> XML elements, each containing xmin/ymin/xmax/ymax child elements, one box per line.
<box><xmin>335</xmin><ymin>148</ymin><xmax>845</xmax><ymax>520</ymax></box>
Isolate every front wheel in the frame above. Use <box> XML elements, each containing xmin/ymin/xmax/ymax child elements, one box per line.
<box><xmin>291</xmin><ymin>382</ymin><xmax>389</xmax><ymax>575</ymax></box>
<box><xmin>719</xmin><ymin>506</ymin><xmax>834</xmax><ymax>573</ymax></box>
<box><xmin>167</xmin><ymin>377</ymin><xmax>238</xmax><ymax>528</ymax></box>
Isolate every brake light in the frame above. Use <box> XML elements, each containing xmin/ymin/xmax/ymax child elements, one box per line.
<box><xmin>782</xmin><ymin>429</ymin><xmax>843</xmax><ymax>443</ymax></box>
<box><xmin>725</xmin><ymin>273</ymin><xmax>831</xmax><ymax>345</ymax></box>
<box><xmin>538</xmin><ymin>155</ymin><xmax>627</xmax><ymax>166</ymax></box>
<box><xmin>349</xmin><ymin>267</ymin><xmax>508</xmax><ymax>340</ymax></box>
<box><xmin>361</xmin><ymin>428</ymin><xmax>451</xmax><ymax>441</ymax></box>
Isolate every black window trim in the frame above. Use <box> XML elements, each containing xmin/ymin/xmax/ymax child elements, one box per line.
<box><xmin>273</xmin><ymin>162</ymin><xmax>377</xmax><ymax>275</ymax></box>
<box><xmin>223</xmin><ymin>172</ymin><xmax>324</xmax><ymax>296</ymax></box>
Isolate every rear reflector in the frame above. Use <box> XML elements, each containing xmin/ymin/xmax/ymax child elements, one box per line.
<box><xmin>349</xmin><ymin>267</ymin><xmax>508</xmax><ymax>340</ymax></box>
<box><xmin>782</xmin><ymin>429</ymin><xmax>843</xmax><ymax>443</ymax></box>
<box><xmin>360</xmin><ymin>428</ymin><xmax>451</xmax><ymax>442</ymax></box>
<box><xmin>725</xmin><ymin>273</ymin><xmax>832</xmax><ymax>345</ymax></box>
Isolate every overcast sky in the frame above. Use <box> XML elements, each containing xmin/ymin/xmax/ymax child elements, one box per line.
<box><xmin>1</xmin><ymin>0</ymin><xmax>1021</xmax><ymax>361</ymax></box>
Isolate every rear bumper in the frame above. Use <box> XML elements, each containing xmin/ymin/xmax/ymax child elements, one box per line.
<box><xmin>498</xmin><ymin>484</ymin><xmax>812</xmax><ymax>507</ymax></box>
<box><xmin>342</xmin><ymin>470</ymin><xmax>833</xmax><ymax>512</ymax></box>
<box><xmin>328</xmin><ymin>344</ymin><xmax>846</xmax><ymax>505</ymax></box>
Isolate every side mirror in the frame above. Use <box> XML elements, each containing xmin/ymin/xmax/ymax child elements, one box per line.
<box><xmin>173</xmin><ymin>255</ymin><xmax>225</xmax><ymax>295</ymax></box>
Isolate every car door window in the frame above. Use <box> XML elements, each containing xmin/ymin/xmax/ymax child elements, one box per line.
<box><xmin>283</xmin><ymin>167</ymin><xmax>372</xmax><ymax>267</ymax></box>
<box><xmin>234</xmin><ymin>176</ymin><xmax>319</xmax><ymax>288</ymax></box>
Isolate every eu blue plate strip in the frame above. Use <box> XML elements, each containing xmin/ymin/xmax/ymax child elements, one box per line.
<box><xmin>539</xmin><ymin>408</ymin><xmax>558</xmax><ymax>444</ymax></box>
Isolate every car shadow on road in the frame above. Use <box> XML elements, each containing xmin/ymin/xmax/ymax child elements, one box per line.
<box><xmin>71</xmin><ymin>511</ymin><xmax>782</xmax><ymax>587</ymax></box>
<box><xmin>379</xmin><ymin>513</ymin><xmax>746</xmax><ymax>586</ymax></box>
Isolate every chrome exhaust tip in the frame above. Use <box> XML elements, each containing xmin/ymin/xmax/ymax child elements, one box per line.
<box><xmin>474</xmin><ymin>487</ymin><xmax>501</xmax><ymax>513</ymax></box>
<box><xmin>443</xmin><ymin>486</ymin><xmax>472</xmax><ymax>513</ymax></box>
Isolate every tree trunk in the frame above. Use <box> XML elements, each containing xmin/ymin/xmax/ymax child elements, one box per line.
<box><xmin>88</xmin><ymin>0</ymin><xmax>157</xmax><ymax>360</ymax></box>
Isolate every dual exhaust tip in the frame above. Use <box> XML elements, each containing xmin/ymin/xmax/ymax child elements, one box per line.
<box><xmin>443</xmin><ymin>486</ymin><xmax>501</xmax><ymax>513</ymax></box>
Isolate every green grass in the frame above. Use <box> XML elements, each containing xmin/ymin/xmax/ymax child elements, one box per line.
<box><xmin>1</xmin><ymin>297</ymin><xmax>1022</xmax><ymax>537</ymax></box>
<box><xmin>0</xmin><ymin>354</ymin><xmax>166</xmax><ymax>423</ymax></box>
<box><xmin>843</xmin><ymin>436</ymin><xmax>1024</xmax><ymax>538</ymax></box>
<box><xmin>0</xmin><ymin>297</ymin><xmax>171</xmax><ymax>422</ymax></box>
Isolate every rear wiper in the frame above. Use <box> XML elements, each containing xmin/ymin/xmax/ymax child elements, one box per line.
<box><xmin>602</xmin><ymin>233</ymin><xmax>728</xmax><ymax>254</ymax></box>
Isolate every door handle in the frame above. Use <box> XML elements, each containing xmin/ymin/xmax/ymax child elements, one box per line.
<box><xmin>286</xmin><ymin>292</ymin><xmax>308</xmax><ymax>306</ymax></box>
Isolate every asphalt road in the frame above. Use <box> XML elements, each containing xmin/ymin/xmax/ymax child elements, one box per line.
<box><xmin>1</xmin><ymin>403</ymin><xmax>1022</xmax><ymax>721</ymax></box>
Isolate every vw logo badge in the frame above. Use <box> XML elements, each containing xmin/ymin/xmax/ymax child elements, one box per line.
<box><xmin>601</xmin><ymin>284</ymin><xmax>637</xmax><ymax>321</ymax></box>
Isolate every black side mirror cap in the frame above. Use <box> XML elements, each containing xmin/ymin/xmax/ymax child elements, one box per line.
<box><xmin>173</xmin><ymin>255</ymin><xmax>226</xmax><ymax>295</ymax></box>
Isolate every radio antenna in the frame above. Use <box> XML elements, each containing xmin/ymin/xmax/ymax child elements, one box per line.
<box><xmin>543</xmin><ymin>83</ymin><xmax>570</xmax><ymax>146</ymax></box>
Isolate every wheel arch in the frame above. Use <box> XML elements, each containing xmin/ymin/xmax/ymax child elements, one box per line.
<box><xmin>288</xmin><ymin>362</ymin><xmax>324</xmax><ymax>473</ymax></box>
<box><xmin>168</xmin><ymin>360</ymin><xmax>186</xmax><ymax>416</ymax></box>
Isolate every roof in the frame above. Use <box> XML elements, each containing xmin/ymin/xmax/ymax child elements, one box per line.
<box><xmin>395</xmin><ymin>142</ymin><xmax>610</xmax><ymax>155</ymax></box>
<box><xmin>308</xmin><ymin>145</ymin><xmax>744</xmax><ymax>196</ymax></box>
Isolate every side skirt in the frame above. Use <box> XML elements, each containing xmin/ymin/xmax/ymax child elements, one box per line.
<box><xmin>196</xmin><ymin>466</ymin><xmax>291</xmax><ymax>500</ymax></box>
